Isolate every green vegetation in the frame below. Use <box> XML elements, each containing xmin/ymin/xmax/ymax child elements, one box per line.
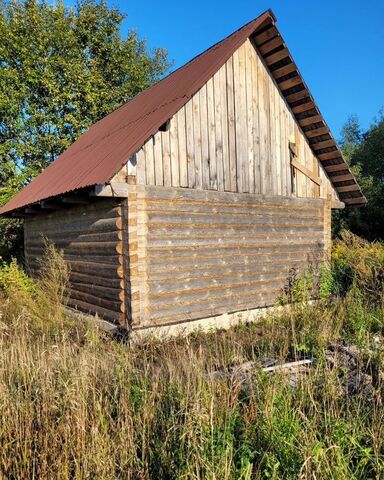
<box><xmin>0</xmin><ymin>235</ymin><xmax>382</xmax><ymax>479</ymax></box>
<box><xmin>0</xmin><ymin>0</ymin><xmax>170</xmax><ymax>260</ymax></box>
<box><xmin>334</xmin><ymin>112</ymin><xmax>384</xmax><ymax>241</ymax></box>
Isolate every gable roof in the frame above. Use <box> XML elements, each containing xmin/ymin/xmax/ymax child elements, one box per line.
<box><xmin>0</xmin><ymin>9</ymin><xmax>365</xmax><ymax>215</ymax></box>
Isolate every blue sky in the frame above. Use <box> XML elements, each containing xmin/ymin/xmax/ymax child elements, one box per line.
<box><xmin>92</xmin><ymin>0</ymin><xmax>384</xmax><ymax>138</ymax></box>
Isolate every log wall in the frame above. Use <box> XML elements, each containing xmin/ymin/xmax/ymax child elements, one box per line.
<box><xmin>130</xmin><ymin>185</ymin><xmax>327</xmax><ymax>328</ymax></box>
<box><xmin>135</xmin><ymin>39</ymin><xmax>338</xmax><ymax>203</ymax></box>
<box><xmin>24</xmin><ymin>199</ymin><xmax>128</xmax><ymax>325</ymax></box>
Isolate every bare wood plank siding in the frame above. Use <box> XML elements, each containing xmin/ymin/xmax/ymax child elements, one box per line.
<box><xmin>132</xmin><ymin>186</ymin><xmax>326</xmax><ymax>328</ymax></box>
<box><xmin>24</xmin><ymin>200</ymin><xmax>127</xmax><ymax>325</ymax></box>
<box><xmin>136</xmin><ymin>39</ymin><xmax>337</xmax><ymax>201</ymax></box>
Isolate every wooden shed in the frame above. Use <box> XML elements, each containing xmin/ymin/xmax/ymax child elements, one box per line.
<box><xmin>0</xmin><ymin>10</ymin><xmax>366</xmax><ymax>333</ymax></box>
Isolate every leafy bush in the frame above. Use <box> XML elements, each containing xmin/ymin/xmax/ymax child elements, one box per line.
<box><xmin>0</xmin><ymin>243</ymin><xmax>69</xmax><ymax>333</ymax></box>
<box><xmin>332</xmin><ymin>230</ymin><xmax>384</xmax><ymax>302</ymax></box>
<box><xmin>0</xmin><ymin>257</ymin><xmax>35</xmax><ymax>297</ymax></box>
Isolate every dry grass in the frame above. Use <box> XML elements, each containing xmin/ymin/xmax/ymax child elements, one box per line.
<box><xmin>0</xmin><ymin>237</ymin><xmax>383</xmax><ymax>479</ymax></box>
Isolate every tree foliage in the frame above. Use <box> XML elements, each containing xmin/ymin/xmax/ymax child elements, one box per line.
<box><xmin>0</xmin><ymin>0</ymin><xmax>169</xmax><ymax>260</ymax></box>
<box><xmin>334</xmin><ymin>111</ymin><xmax>384</xmax><ymax>241</ymax></box>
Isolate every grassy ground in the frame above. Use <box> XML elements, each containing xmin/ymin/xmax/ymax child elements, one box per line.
<box><xmin>0</xmin><ymin>233</ymin><xmax>383</xmax><ymax>479</ymax></box>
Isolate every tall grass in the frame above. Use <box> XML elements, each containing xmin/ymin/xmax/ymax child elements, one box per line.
<box><xmin>0</xmin><ymin>235</ymin><xmax>383</xmax><ymax>479</ymax></box>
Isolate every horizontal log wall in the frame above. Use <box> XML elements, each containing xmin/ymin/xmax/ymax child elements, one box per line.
<box><xmin>132</xmin><ymin>186</ymin><xmax>327</xmax><ymax>328</ymax></box>
<box><xmin>24</xmin><ymin>200</ymin><xmax>128</xmax><ymax>325</ymax></box>
<box><xmin>135</xmin><ymin>39</ymin><xmax>337</xmax><ymax>202</ymax></box>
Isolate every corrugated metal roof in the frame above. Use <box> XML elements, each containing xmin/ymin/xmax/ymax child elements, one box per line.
<box><xmin>0</xmin><ymin>9</ymin><xmax>365</xmax><ymax>215</ymax></box>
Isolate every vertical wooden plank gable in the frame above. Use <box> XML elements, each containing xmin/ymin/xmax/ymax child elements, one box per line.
<box><xmin>132</xmin><ymin>38</ymin><xmax>337</xmax><ymax>202</ymax></box>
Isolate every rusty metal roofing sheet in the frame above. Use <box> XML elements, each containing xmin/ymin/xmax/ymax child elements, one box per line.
<box><xmin>0</xmin><ymin>8</ymin><xmax>365</xmax><ymax>214</ymax></box>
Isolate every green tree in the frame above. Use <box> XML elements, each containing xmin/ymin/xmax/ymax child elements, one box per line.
<box><xmin>334</xmin><ymin>111</ymin><xmax>384</xmax><ymax>240</ymax></box>
<box><xmin>0</xmin><ymin>0</ymin><xmax>169</xmax><ymax>260</ymax></box>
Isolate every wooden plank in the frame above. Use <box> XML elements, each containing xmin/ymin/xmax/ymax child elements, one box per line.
<box><xmin>206</xmin><ymin>77</ymin><xmax>218</xmax><ymax>189</ymax></box>
<box><xmin>317</xmin><ymin>150</ymin><xmax>342</xmax><ymax>161</ymax></box>
<box><xmin>251</xmin><ymin>42</ymin><xmax>261</xmax><ymax>194</ymax></box>
<box><xmin>169</xmin><ymin>115</ymin><xmax>180</xmax><ymax>187</ymax></box>
<box><xmin>177</xmin><ymin>109</ymin><xmax>188</xmax><ymax>187</ymax></box>
<box><xmin>226</xmin><ymin>54</ymin><xmax>237</xmax><ymax>192</ymax></box>
<box><xmin>219</xmin><ymin>66</ymin><xmax>228</xmax><ymax>191</ymax></box>
<box><xmin>263</xmin><ymin>48</ymin><xmax>290</xmax><ymax>66</ymax></box>
<box><xmin>245</xmin><ymin>40</ymin><xmax>255</xmax><ymax>193</ymax></box>
<box><xmin>331</xmin><ymin>173</ymin><xmax>354</xmax><ymax>182</ymax></box>
<box><xmin>272</xmin><ymin>62</ymin><xmax>296</xmax><ymax>79</ymax></box>
<box><xmin>142</xmin><ymin>184</ymin><xmax>325</xmax><ymax>207</ymax></box>
<box><xmin>291</xmin><ymin>158</ymin><xmax>322</xmax><ymax>186</ymax></box>
<box><xmin>161</xmin><ymin>130</ymin><xmax>172</xmax><ymax>186</ymax></box>
<box><xmin>147</xmin><ymin>256</ymin><xmax>323</xmax><ymax>279</ymax></box>
<box><xmin>92</xmin><ymin>182</ymin><xmax>129</xmax><ymax>197</ymax></box>
<box><xmin>292</xmin><ymin>101</ymin><xmax>316</xmax><ymax>114</ymax></box>
<box><xmin>258</xmin><ymin>50</ymin><xmax>270</xmax><ymax>194</ymax></box>
<box><xmin>253</xmin><ymin>25</ymin><xmax>278</xmax><ymax>45</ymax></box>
<box><xmin>233</xmin><ymin>46</ymin><xmax>249</xmax><ymax>192</ymax></box>
<box><xmin>331</xmin><ymin>200</ymin><xmax>345</xmax><ymax>209</ymax></box>
<box><xmin>69</xmin><ymin>271</ymin><xmax>124</xmax><ymax>289</ymax></box>
<box><xmin>66</xmin><ymin>298</ymin><xmax>124</xmax><ymax>324</ymax></box>
<box><xmin>185</xmin><ymin>98</ymin><xmax>195</xmax><ymax>188</ymax></box>
<box><xmin>192</xmin><ymin>93</ymin><xmax>203</xmax><ymax>188</ymax></box>
<box><xmin>324</xmin><ymin>162</ymin><xmax>349</xmax><ymax>173</ymax></box>
<box><xmin>281</xmin><ymin>98</ymin><xmax>289</xmax><ymax>196</ymax></box>
<box><xmin>258</xmin><ymin>36</ymin><xmax>284</xmax><ymax>55</ymax></box>
<box><xmin>305</xmin><ymin>126</ymin><xmax>329</xmax><ymax>138</ymax></box>
<box><xmin>311</xmin><ymin>139</ymin><xmax>335</xmax><ymax>151</ymax></box>
<box><xmin>268</xmin><ymin>69</ymin><xmax>277</xmax><ymax>195</ymax></box>
<box><xmin>73</xmin><ymin>281</ymin><xmax>124</xmax><ymax>302</ymax></box>
<box><xmin>199</xmin><ymin>84</ymin><xmax>210</xmax><ymax>190</ymax></box>
<box><xmin>68</xmin><ymin>289</ymin><xmax>123</xmax><ymax>314</ymax></box>
<box><xmin>274</xmin><ymin>83</ymin><xmax>282</xmax><ymax>195</ymax></box>
<box><xmin>336</xmin><ymin>184</ymin><xmax>360</xmax><ymax>193</ymax></box>
<box><xmin>344</xmin><ymin>196</ymin><xmax>366</xmax><ymax>205</ymax></box>
<box><xmin>298</xmin><ymin>115</ymin><xmax>323</xmax><ymax>127</ymax></box>
<box><xmin>278</xmin><ymin>75</ymin><xmax>302</xmax><ymax>91</ymax></box>
<box><xmin>153</xmin><ymin>133</ymin><xmax>163</xmax><ymax>185</ymax></box>
<box><xmin>285</xmin><ymin>88</ymin><xmax>310</xmax><ymax>103</ymax></box>
<box><xmin>136</xmin><ymin>148</ymin><xmax>146</xmax><ymax>185</ymax></box>
<box><xmin>144</xmin><ymin>137</ymin><xmax>155</xmax><ymax>185</ymax></box>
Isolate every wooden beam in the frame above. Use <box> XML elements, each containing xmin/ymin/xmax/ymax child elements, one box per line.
<box><xmin>330</xmin><ymin>173</ymin><xmax>354</xmax><ymax>182</ymax></box>
<box><xmin>253</xmin><ymin>26</ymin><xmax>279</xmax><ymax>45</ymax></box>
<box><xmin>305</xmin><ymin>126</ymin><xmax>329</xmax><ymax>138</ymax></box>
<box><xmin>91</xmin><ymin>182</ymin><xmax>130</xmax><ymax>198</ymax></box>
<box><xmin>272</xmin><ymin>62</ymin><xmax>296</xmax><ymax>79</ymax></box>
<box><xmin>317</xmin><ymin>150</ymin><xmax>342</xmax><ymax>161</ymax></box>
<box><xmin>336</xmin><ymin>184</ymin><xmax>361</xmax><ymax>193</ymax></box>
<box><xmin>298</xmin><ymin>115</ymin><xmax>323</xmax><ymax>127</ymax></box>
<box><xmin>61</xmin><ymin>195</ymin><xmax>89</xmax><ymax>205</ymax></box>
<box><xmin>264</xmin><ymin>48</ymin><xmax>290</xmax><ymax>65</ymax></box>
<box><xmin>291</xmin><ymin>158</ymin><xmax>322</xmax><ymax>186</ymax></box>
<box><xmin>331</xmin><ymin>200</ymin><xmax>345</xmax><ymax>209</ymax></box>
<box><xmin>258</xmin><ymin>36</ymin><xmax>284</xmax><ymax>55</ymax></box>
<box><xmin>278</xmin><ymin>75</ymin><xmax>302</xmax><ymax>91</ymax></box>
<box><xmin>324</xmin><ymin>162</ymin><xmax>349</xmax><ymax>173</ymax></box>
<box><xmin>292</xmin><ymin>101</ymin><xmax>316</xmax><ymax>114</ymax></box>
<box><xmin>285</xmin><ymin>89</ymin><xmax>310</xmax><ymax>103</ymax></box>
<box><xmin>311</xmin><ymin>139</ymin><xmax>335</xmax><ymax>151</ymax></box>
<box><xmin>25</xmin><ymin>207</ymin><xmax>41</xmax><ymax>214</ymax></box>
<box><xmin>40</xmin><ymin>200</ymin><xmax>63</xmax><ymax>210</ymax></box>
<box><xmin>11</xmin><ymin>212</ymin><xmax>28</xmax><ymax>218</ymax></box>
<box><xmin>344</xmin><ymin>197</ymin><xmax>367</xmax><ymax>206</ymax></box>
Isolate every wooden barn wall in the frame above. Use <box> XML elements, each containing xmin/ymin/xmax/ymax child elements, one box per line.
<box><xmin>24</xmin><ymin>200</ymin><xmax>128</xmax><ymax>325</ymax></box>
<box><xmin>129</xmin><ymin>185</ymin><xmax>327</xmax><ymax>328</ymax></box>
<box><xmin>135</xmin><ymin>39</ymin><xmax>337</xmax><ymax>202</ymax></box>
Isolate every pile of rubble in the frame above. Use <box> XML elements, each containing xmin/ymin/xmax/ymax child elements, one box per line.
<box><xmin>209</xmin><ymin>341</ymin><xmax>382</xmax><ymax>396</ymax></box>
